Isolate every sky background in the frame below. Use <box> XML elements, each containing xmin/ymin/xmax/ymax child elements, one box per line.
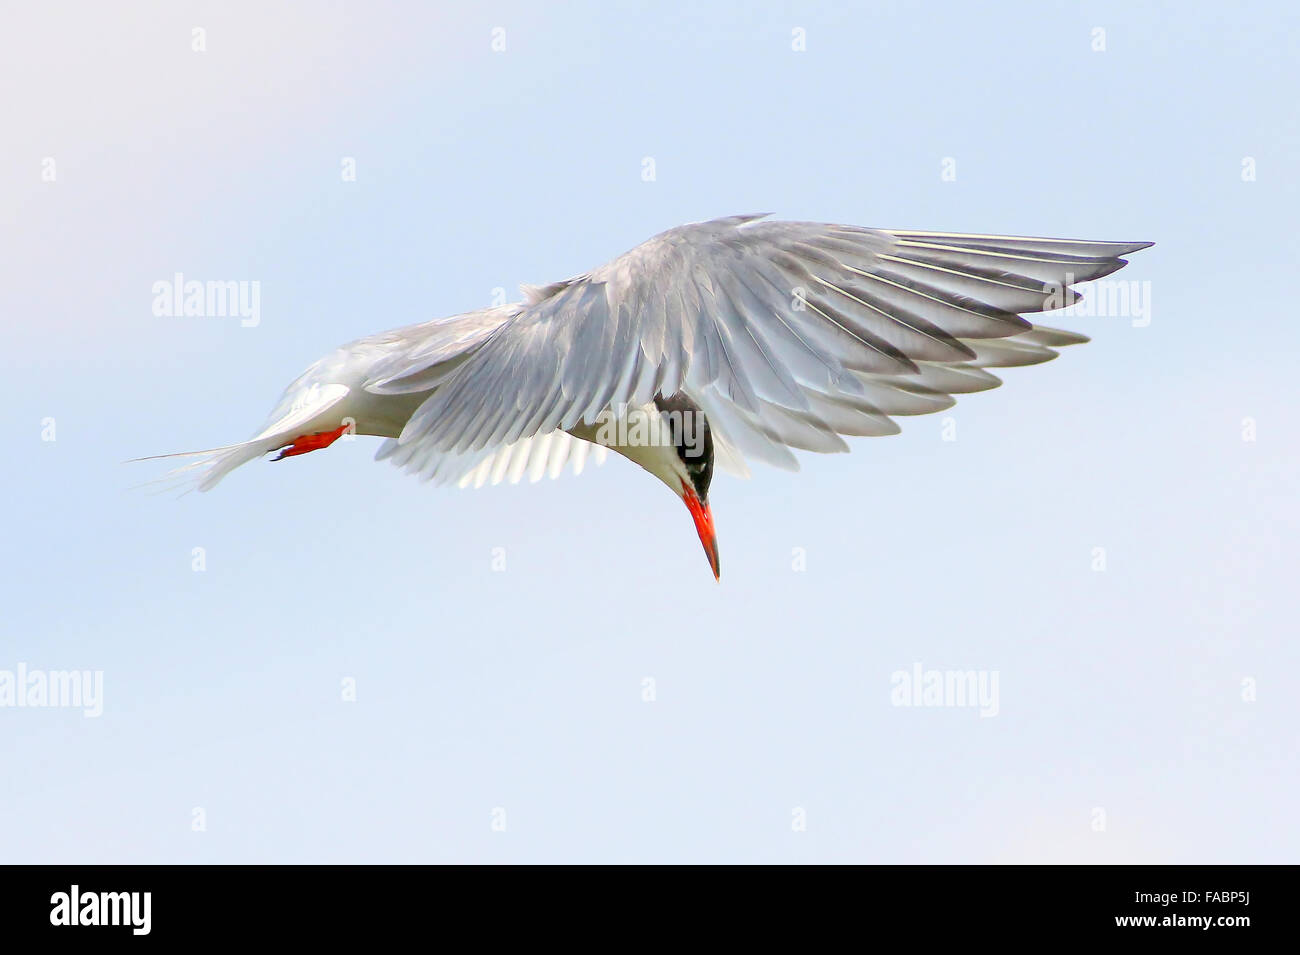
<box><xmin>2</xmin><ymin>1</ymin><xmax>1296</xmax><ymax>863</ymax></box>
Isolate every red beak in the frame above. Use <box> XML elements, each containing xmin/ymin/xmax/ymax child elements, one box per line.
<box><xmin>681</xmin><ymin>481</ymin><xmax>720</xmax><ymax>580</ymax></box>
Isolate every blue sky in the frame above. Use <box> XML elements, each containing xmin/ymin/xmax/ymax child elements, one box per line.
<box><xmin>1</xmin><ymin>0</ymin><xmax>1296</xmax><ymax>862</ymax></box>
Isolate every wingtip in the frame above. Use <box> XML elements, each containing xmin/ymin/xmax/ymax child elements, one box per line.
<box><xmin>1119</xmin><ymin>240</ymin><xmax>1155</xmax><ymax>254</ymax></box>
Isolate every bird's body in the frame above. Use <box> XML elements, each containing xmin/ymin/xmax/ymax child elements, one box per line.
<box><xmin>146</xmin><ymin>215</ymin><xmax>1151</xmax><ymax>578</ymax></box>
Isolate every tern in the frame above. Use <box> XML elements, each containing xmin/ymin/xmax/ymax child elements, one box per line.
<box><xmin>145</xmin><ymin>215</ymin><xmax>1151</xmax><ymax>579</ymax></box>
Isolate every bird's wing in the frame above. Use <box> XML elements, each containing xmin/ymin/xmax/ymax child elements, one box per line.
<box><xmin>688</xmin><ymin>320</ymin><xmax>1096</xmax><ymax>473</ymax></box>
<box><xmin>361</xmin><ymin>305</ymin><xmax>520</xmax><ymax>394</ymax></box>
<box><xmin>382</xmin><ymin>215</ymin><xmax>1151</xmax><ymax>472</ymax></box>
<box><xmin>355</xmin><ymin>305</ymin><xmax>618</xmax><ymax>488</ymax></box>
<box><xmin>374</xmin><ymin>429</ymin><xmax>608</xmax><ymax>488</ymax></box>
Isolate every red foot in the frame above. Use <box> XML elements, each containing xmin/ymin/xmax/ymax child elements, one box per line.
<box><xmin>271</xmin><ymin>423</ymin><xmax>350</xmax><ymax>461</ymax></box>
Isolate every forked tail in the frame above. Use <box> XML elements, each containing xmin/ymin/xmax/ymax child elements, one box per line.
<box><xmin>128</xmin><ymin>438</ymin><xmax>282</xmax><ymax>494</ymax></box>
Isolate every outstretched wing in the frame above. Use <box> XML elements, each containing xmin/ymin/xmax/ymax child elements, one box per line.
<box><xmin>374</xmin><ymin>215</ymin><xmax>1151</xmax><ymax>473</ymax></box>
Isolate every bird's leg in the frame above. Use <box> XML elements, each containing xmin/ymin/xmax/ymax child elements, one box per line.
<box><xmin>270</xmin><ymin>423</ymin><xmax>350</xmax><ymax>461</ymax></box>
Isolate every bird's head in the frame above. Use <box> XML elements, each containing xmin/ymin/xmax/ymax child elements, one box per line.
<box><xmin>651</xmin><ymin>395</ymin><xmax>719</xmax><ymax>581</ymax></box>
<box><xmin>586</xmin><ymin>394</ymin><xmax>720</xmax><ymax>579</ymax></box>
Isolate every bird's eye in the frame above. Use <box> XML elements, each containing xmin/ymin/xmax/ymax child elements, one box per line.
<box><xmin>685</xmin><ymin>452</ymin><xmax>714</xmax><ymax>500</ymax></box>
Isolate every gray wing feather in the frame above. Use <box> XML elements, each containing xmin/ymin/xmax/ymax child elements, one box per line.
<box><xmin>382</xmin><ymin>215</ymin><xmax>1150</xmax><ymax>473</ymax></box>
<box><xmin>364</xmin><ymin>305</ymin><xmax>522</xmax><ymax>395</ymax></box>
<box><xmin>375</xmin><ymin>429</ymin><xmax>608</xmax><ymax>488</ymax></box>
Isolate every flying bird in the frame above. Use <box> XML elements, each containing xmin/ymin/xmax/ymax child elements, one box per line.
<box><xmin>145</xmin><ymin>215</ymin><xmax>1151</xmax><ymax>578</ymax></box>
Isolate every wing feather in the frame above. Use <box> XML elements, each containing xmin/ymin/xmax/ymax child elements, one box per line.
<box><xmin>382</xmin><ymin>216</ymin><xmax>1149</xmax><ymax>475</ymax></box>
